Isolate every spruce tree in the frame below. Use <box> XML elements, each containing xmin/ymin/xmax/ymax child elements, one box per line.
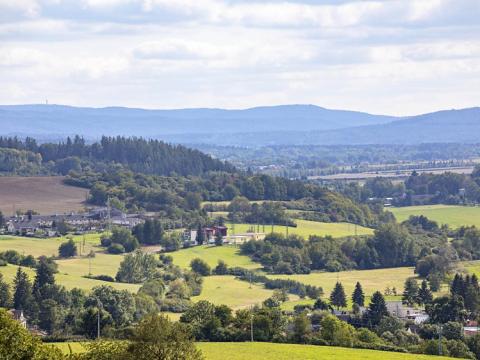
<box><xmin>330</xmin><ymin>282</ymin><xmax>347</xmax><ymax>310</ymax></box>
<box><xmin>417</xmin><ymin>279</ymin><xmax>433</xmax><ymax>305</ymax></box>
<box><xmin>352</xmin><ymin>281</ymin><xmax>365</xmax><ymax>307</ymax></box>
<box><xmin>402</xmin><ymin>278</ymin><xmax>419</xmax><ymax>306</ymax></box>
<box><xmin>451</xmin><ymin>274</ymin><xmax>465</xmax><ymax>298</ymax></box>
<box><xmin>13</xmin><ymin>268</ymin><xmax>33</xmax><ymax>311</ymax></box>
<box><xmin>365</xmin><ymin>291</ymin><xmax>388</xmax><ymax>327</ymax></box>
<box><xmin>33</xmin><ymin>257</ymin><xmax>56</xmax><ymax>293</ymax></box>
<box><xmin>0</xmin><ymin>273</ymin><xmax>11</xmax><ymax>308</ymax></box>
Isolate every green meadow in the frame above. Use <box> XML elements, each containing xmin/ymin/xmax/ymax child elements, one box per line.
<box><xmin>196</xmin><ymin>342</ymin><xmax>455</xmax><ymax>360</ymax></box>
<box><xmin>0</xmin><ymin>233</ymin><xmax>103</xmax><ymax>257</ymax></box>
<box><xmin>53</xmin><ymin>342</ymin><xmax>455</xmax><ymax>360</ymax></box>
<box><xmin>0</xmin><ymin>263</ymin><xmax>140</xmax><ymax>292</ymax></box>
<box><xmin>0</xmin><ymin>233</ymin><xmax>140</xmax><ymax>292</ymax></box>
<box><xmin>228</xmin><ymin>219</ymin><xmax>373</xmax><ymax>238</ymax></box>
<box><xmin>270</xmin><ymin>266</ymin><xmax>415</xmax><ymax>298</ymax></box>
<box><xmin>390</xmin><ymin>204</ymin><xmax>480</xmax><ymax>229</ymax></box>
<box><xmin>169</xmin><ymin>245</ymin><xmax>261</xmax><ymax>270</ymax></box>
<box><xmin>192</xmin><ymin>275</ymin><xmax>278</xmax><ymax>309</ymax></box>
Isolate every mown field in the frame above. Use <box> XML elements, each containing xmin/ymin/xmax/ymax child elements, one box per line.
<box><xmin>271</xmin><ymin>267</ymin><xmax>415</xmax><ymax>300</ymax></box>
<box><xmin>0</xmin><ymin>233</ymin><xmax>140</xmax><ymax>292</ymax></box>
<box><xmin>0</xmin><ymin>176</ymin><xmax>88</xmax><ymax>215</ymax></box>
<box><xmin>0</xmin><ymin>263</ymin><xmax>140</xmax><ymax>292</ymax></box>
<box><xmin>169</xmin><ymin>245</ymin><xmax>261</xmax><ymax>270</ymax></box>
<box><xmin>192</xmin><ymin>275</ymin><xmax>278</xmax><ymax>309</ymax></box>
<box><xmin>52</xmin><ymin>342</ymin><xmax>455</xmax><ymax>359</ymax></box>
<box><xmin>0</xmin><ymin>233</ymin><xmax>102</xmax><ymax>257</ymax></box>
<box><xmin>228</xmin><ymin>219</ymin><xmax>373</xmax><ymax>238</ymax></box>
<box><xmin>390</xmin><ymin>204</ymin><xmax>480</xmax><ymax>229</ymax></box>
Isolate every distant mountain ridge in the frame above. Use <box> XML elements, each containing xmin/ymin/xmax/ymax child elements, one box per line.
<box><xmin>0</xmin><ymin>104</ymin><xmax>396</xmax><ymax>136</ymax></box>
<box><xmin>0</xmin><ymin>104</ymin><xmax>479</xmax><ymax>145</ymax></box>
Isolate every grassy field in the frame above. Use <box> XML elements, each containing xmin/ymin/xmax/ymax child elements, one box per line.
<box><xmin>390</xmin><ymin>204</ymin><xmax>480</xmax><ymax>229</ymax></box>
<box><xmin>0</xmin><ymin>232</ymin><xmax>142</xmax><ymax>291</ymax></box>
<box><xmin>51</xmin><ymin>342</ymin><xmax>455</xmax><ymax>359</ymax></box>
<box><xmin>192</xmin><ymin>275</ymin><xmax>277</xmax><ymax>309</ymax></box>
<box><xmin>462</xmin><ymin>260</ymin><xmax>480</xmax><ymax>277</ymax></box>
<box><xmin>270</xmin><ymin>267</ymin><xmax>415</xmax><ymax>299</ymax></box>
<box><xmin>0</xmin><ymin>176</ymin><xmax>88</xmax><ymax>215</ymax></box>
<box><xmin>228</xmin><ymin>219</ymin><xmax>373</xmax><ymax>238</ymax></box>
<box><xmin>169</xmin><ymin>245</ymin><xmax>260</xmax><ymax>270</ymax></box>
<box><xmin>0</xmin><ymin>263</ymin><xmax>140</xmax><ymax>292</ymax></box>
<box><xmin>197</xmin><ymin>342</ymin><xmax>454</xmax><ymax>360</ymax></box>
<box><xmin>0</xmin><ymin>233</ymin><xmax>102</xmax><ymax>257</ymax></box>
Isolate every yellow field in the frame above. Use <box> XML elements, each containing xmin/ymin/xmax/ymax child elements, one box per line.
<box><xmin>0</xmin><ymin>263</ymin><xmax>140</xmax><ymax>293</ymax></box>
<box><xmin>197</xmin><ymin>342</ymin><xmax>454</xmax><ymax>360</ymax></box>
<box><xmin>0</xmin><ymin>233</ymin><xmax>103</xmax><ymax>257</ymax></box>
<box><xmin>390</xmin><ymin>205</ymin><xmax>480</xmax><ymax>229</ymax></box>
<box><xmin>169</xmin><ymin>245</ymin><xmax>260</xmax><ymax>270</ymax></box>
<box><xmin>52</xmin><ymin>342</ymin><xmax>456</xmax><ymax>360</ymax></box>
<box><xmin>270</xmin><ymin>267</ymin><xmax>415</xmax><ymax>298</ymax></box>
<box><xmin>228</xmin><ymin>219</ymin><xmax>373</xmax><ymax>238</ymax></box>
<box><xmin>192</xmin><ymin>275</ymin><xmax>278</xmax><ymax>309</ymax></box>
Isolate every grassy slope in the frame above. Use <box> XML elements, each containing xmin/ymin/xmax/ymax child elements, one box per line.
<box><xmin>0</xmin><ymin>233</ymin><xmax>102</xmax><ymax>257</ymax></box>
<box><xmin>0</xmin><ymin>233</ymin><xmax>139</xmax><ymax>292</ymax></box>
<box><xmin>197</xmin><ymin>343</ymin><xmax>454</xmax><ymax>360</ymax></box>
<box><xmin>53</xmin><ymin>342</ymin><xmax>455</xmax><ymax>359</ymax></box>
<box><xmin>0</xmin><ymin>263</ymin><xmax>140</xmax><ymax>292</ymax></box>
<box><xmin>272</xmin><ymin>267</ymin><xmax>415</xmax><ymax>306</ymax></box>
<box><xmin>390</xmin><ymin>205</ymin><xmax>480</xmax><ymax>229</ymax></box>
<box><xmin>192</xmin><ymin>275</ymin><xmax>278</xmax><ymax>309</ymax></box>
<box><xmin>169</xmin><ymin>245</ymin><xmax>260</xmax><ymax>270</ymax></box>
<box><xmin>228</xmin><ymin>219</ymin><xmax>373</xmax><ymax>238</ymax></box>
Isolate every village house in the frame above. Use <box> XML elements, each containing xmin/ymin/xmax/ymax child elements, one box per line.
<box><xmin>5</xmin><ymin>207</ymin><xmax>143</xmax><ymax>237</ymax></box>
<box><xmin>385</xmin><ymin>301</ymin><xmax>429</xmax><ymax>324</ymax></box>
<box><xmin>184</xmin><ymin>226</ymin><xmax>229</xmax><ymax>246</ymax></box>
<box><xmin>9</xmin><ymin>309</ymin><xmax>27</xmax><ymax>328</ymax></box>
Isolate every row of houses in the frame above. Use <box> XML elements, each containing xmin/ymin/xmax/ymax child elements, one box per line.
<box><xmin>4</xmin><ymin>207</ymin><xmax>143</xmax><ymax>237</ymax></box>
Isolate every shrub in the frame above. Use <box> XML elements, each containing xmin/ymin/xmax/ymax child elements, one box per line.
<box><xmin>214</xmin><ymin>260</ymin><xmax>228</xmax><ymax>275</ymax></box>
<box><xmin>190</xmin><ymin>258</ymin><xmax>211</xmax><ymax>276</ymax></box>
<box><xmin>58</xmin><ymin>239</ymin><xmax>77</xmax><ymax>258</ymax></box>
<box><xmin>108</xmin><ymin>243</ymin><xmax>125</xmax><ymax>254</ymax></box>
<box><xmin>100</xmin><ymin>235</ymin><xmax>112</xmax><ymax>247</ymax></box>
<box><xmin>85</xmin><ymin>274</ymin><xmax>115</xmax><ymax>282</ymax></box>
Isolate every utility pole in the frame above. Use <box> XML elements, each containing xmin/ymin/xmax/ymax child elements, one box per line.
<box><xmin>88</xmin><ymin>256</ymin><xmax>92</xmax><ymax>276</ymax></box>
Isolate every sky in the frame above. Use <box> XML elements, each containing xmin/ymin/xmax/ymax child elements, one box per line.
<box><xmin>0</xmin><ymin>0</ymin><xmax>479</xmax><ymax>116</ymax></box>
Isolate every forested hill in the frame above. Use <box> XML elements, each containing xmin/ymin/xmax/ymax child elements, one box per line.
<box><xmin>0</xmin><ymin>136</ymin><xmax>234</xmax><ymax>176</ymax></box>
<box><xmin>0</xmin><ymin>104</ymin><xmax>395</xmax><ymax>137</ymax></box>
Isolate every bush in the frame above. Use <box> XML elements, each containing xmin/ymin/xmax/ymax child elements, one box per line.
<box><xmin>0</xmin><ymin>260</ymin><xmax>6</xmax><ymax>266</ymax></box>
<box><xmin>58</xmin><ymin>239</ymin><xmax>77</xmax><ymax>258</ymax></box>
<box><xmin>190</xmin><ymin>258</ymin><xmax>211</xmax><ymax>276</ymax></box>
<box><xmin>108</xmin><ymin>243</ymin><xmax>125</xmax><ymax>254</ymax></box>
<box><xmin>100</xmin><ymin>235</ymin><xmax>112</xmax><ymax>247</ymax></box>
<box><xmin>214</xmin><ymin>260</ymin><xmax>228</xmax><ymax>275</ymax></box>
<box><xmin>85</xmin><ymin>274</ymin><xmax>115</xmax><ymax>282</ymax></box>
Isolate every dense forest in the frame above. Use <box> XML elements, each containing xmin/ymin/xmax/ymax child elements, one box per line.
<box><xmin>0</xmin><ymin>136</ymin><xmax>384</xmax><ymax>228</ymax></box>
<box><xmin>195</xmin><ymin>143</ymin><xmax>480</xmax><ymax>177</ymax></box>
<box><xmin>0</xmin><ymin>136</ymin><xmax>234</xmax><ymax>176</ymax></box>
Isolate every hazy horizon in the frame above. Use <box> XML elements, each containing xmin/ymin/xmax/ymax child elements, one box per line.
<box><xmin>1</xmin><ymin>0</ymin><xmax>479</xmax><ymax>116</ymax></box>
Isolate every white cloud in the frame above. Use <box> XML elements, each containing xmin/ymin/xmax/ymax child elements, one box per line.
<box><xmin>0</xmin><ymin>0</ymin><xmax>479</xmax><ymax>115</ymax></box>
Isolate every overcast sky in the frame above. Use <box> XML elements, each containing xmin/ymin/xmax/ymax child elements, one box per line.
<box><xmin>1</xmin><ymin>0</ymin><xmax>479</xmax><ymax>115</ymax></box>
